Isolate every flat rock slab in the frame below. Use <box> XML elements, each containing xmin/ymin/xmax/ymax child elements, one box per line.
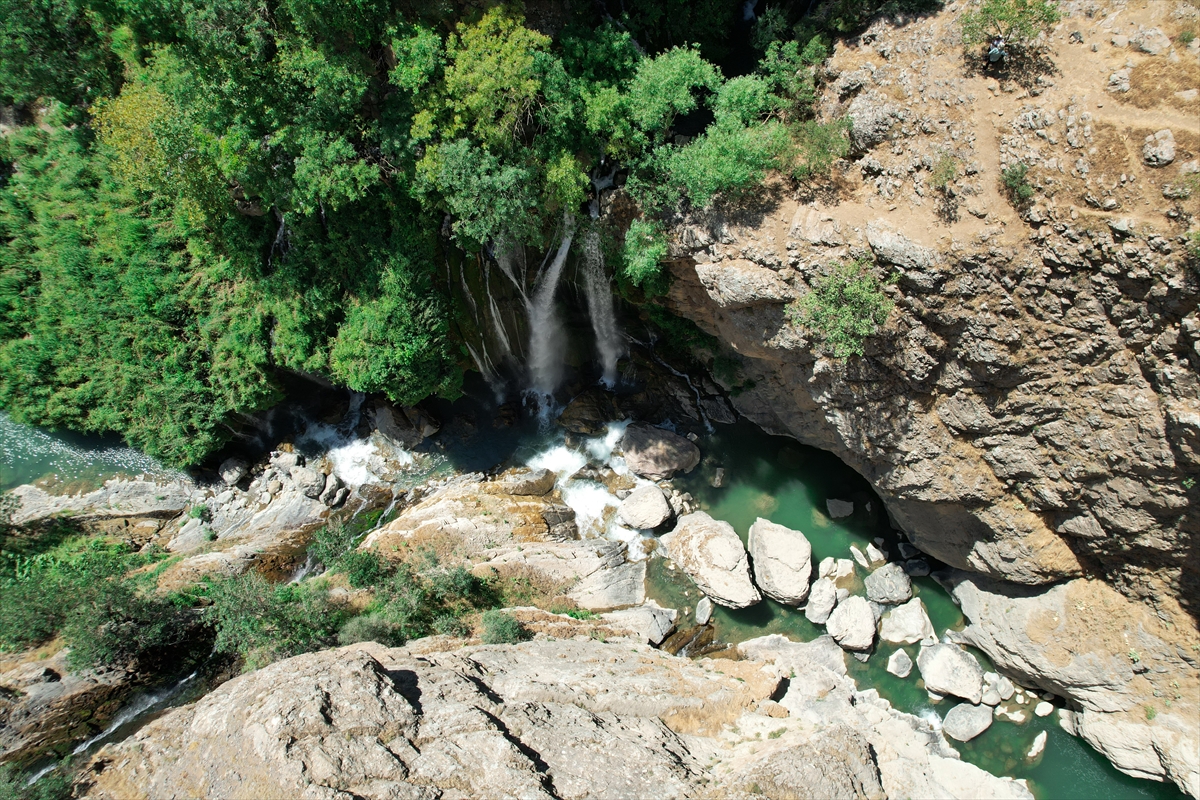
<box><xmin>826</xmin><ymin>596</ymin><xmax>876</xmax><ymax>652</ymax></box>
<box><xmin>942</xmin><ymin>703</ymin><xmax>993</xmax><ymax>742</ymax></box>
<box><xmin>917</xmin><ymin>644</ymin><xmax>984</xmax><ymax>705</ymax></box>
<box><xmin>747</xmin><ymin>518</ymin><xmax>812</xmax><ymax>605</ymax></box>
<box><xmin>603</xmin><ymin>601</ymin><xmax>678</xmax><ymax>646</ymax></box>
<box><xmin>618</xmin><ymin>485</ymin><xmax>672</xmax><ymax>529</ymax></box>
<box><xmin>659</xmin><ymin>512</ymin><xmax>760</xmax><ymax>608</ymax></box>
<box><xmin>865</xmin><ymin>562</ymin><xmax>912</xmax><ymax>605</ymax></box>
<box><xmin>880</xmin><ymin>598</ymin><xmax>936</xmax><ymax>645</ymax></box>
<box><xmin>620</xmin><ymin>424</ymin><xmax>700</xmax><ymax>481</ymax></box>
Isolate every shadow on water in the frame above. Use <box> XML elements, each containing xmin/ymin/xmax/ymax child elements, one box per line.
<box><xmin>643</xmin><ymin>417</ymin><xmax>1186</xmax><ymax>800</ymax></box>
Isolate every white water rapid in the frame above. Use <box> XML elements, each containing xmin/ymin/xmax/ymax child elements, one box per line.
<box><xmin>582</xmin><ymin>229</ymin><xmax>623</xmax><ymax>388</ymax></box>
<box><xmin>525</xmin><ymin>222</ymin><xmax>575</xmax><ymax>410</ymax></box>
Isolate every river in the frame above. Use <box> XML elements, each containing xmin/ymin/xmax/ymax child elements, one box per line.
<box><xmin>0</xmin><ymin>403</ymin><xmax>1186</xmax><ymax>799</ymax></box>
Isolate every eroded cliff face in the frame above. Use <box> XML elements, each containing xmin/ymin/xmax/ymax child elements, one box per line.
<box><xmin>663</xmin><ymin>1</ymin><xmax>1200</xmax><ymax>626</ymax></box>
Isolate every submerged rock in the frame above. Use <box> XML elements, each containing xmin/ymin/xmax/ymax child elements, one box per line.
<box><xmin>826</xmin><ymin>498</ymin><xmax>854</xmax><ymax>519</ymax></box>
<box><xmin>619</xmin><ymin>424</ymin><xmax>700</xmax><ymax>481</ymax></box>
<box><xmin>917</xmin><ymin>644</ymin><xmax>984</xmax><ymax>704</ymax></box>
<box><xmin>865</xmin><ymin>561</ymin><xmax>913</xmax><ymax>605</ymax></box>
<box><xmin>825</xmin><ymin>596</ymin><xmax>876</xmax><ymax>652</ymax></box>
<box><xmin>747</xmin><ymin>517</ymin><xmax>812</xmax><ymax>605</ymax></box>
<box><xmin>659</xmin><ymin>512</ymin><xmax>761</xmax><ymax>608</ymax></box>
<box><xmin>617</xmin><ymin>484</ymin><xmax>672</xmax><ymax>529</ymax></box>
<box><xmin>805</xmin><ymin>577</ymin><xmax>838</xmax><ymax>624</ymax></box>
<box><xmin>942</xmin><ymin>703</ymin><xmax>993</xmax><ymax>742</ymax></box>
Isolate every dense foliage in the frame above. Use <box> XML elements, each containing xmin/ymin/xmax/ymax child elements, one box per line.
<box><xmin>0</xmin><ymin>527</ymin><xmax>188</xmax><ymax>668</ymax></box>
<box><xmin>791</xmin><ymin>260</ymin><xmax>894</xmax><ymax>357</ymax></box>
<box><xmin>0</xmin><ymin>0</ymin><xmax>915</xmax><ymax>464</ymax></box>
<box><xmin>960</xmin><ymin>0</ymin><xmax>1061</xmax><ymax>50</ymax></box>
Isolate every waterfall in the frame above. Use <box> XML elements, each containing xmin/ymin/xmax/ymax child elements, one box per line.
<box><xmin>526</xmin><ymin>222</ymin><xmax>575</xmax><ymax>407</ymax></box>
<box><xmin>483</xmin><ymin>263</ymin><xmax>514</xmax><ymax>358</ymax></box>
<box><xmin>582</xmin><ymin>229</ymin><xmax>623</xmax><ymax>388</ymax></box>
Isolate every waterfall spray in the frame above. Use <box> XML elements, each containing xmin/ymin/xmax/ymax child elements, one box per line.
<box><xmin>582</xmin><ymin>229</ymin><xmax>623</xmax><ymax>388</ymax></box>
<box><xmin>526</xmin><ymin>220</ymin><xmax>575</xmax><ymax>413</ymax></box>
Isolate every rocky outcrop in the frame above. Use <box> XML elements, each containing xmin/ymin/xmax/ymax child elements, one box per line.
<box><xmin>662</xmin><ymin>0</ymin><xmax>1200</xmax><ymax>623</ymax></box>
<box><xmin>746</xmin><ymin>517</ymin><xmax>812</xmax><ymax>604</ymax></box>
<box><xmin>659</xmin><ymin>512</ymin><xmax>761</xmax><ymax>608</ymax></box>
<box><xmin>617</xmin><ymin>484</ymin><xmax>672</xmax><ymax>529</ymax></box>
<box><xmin>619</xmin><ymin>423</ymin><xmax>700</xmax><ymax>481</ymax></box>
<box><xmin>0</xmin><ymin>649</ymin><xmax>129</xmax><ymax>768</ymax></box>
<box><xmin>947</xmin><ymin>572</ymin><xmax>1199</xmax><ymax>797</ymax></box>
<box><xmin>80</xmin><ymin>637</ymin><xmax>1032</xmax><ymax>800</ymax></box>
<box><xmin>12</xmin><ymin>478</ymin><xmax>195</xmax><ymax>540</ymax></box>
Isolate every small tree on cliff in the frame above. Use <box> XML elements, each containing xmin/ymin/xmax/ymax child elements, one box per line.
<box><xmin>790</xmin><ymin>260</ymin><xmax>894</xmax><ymax>358</ymax></box>
<box><xmin>960</xmin><ymin>0</ymin><xmax>1061</xmax><ymax>57</ymax></box>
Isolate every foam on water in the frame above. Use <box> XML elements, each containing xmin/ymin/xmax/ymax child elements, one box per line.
<box><xmin>526</xmin><ymin>444</ymin><xmax>588</xmax><ymax>477</ymax></box>
<box><xmin>560</xmin><ymin>479</ymin><xmax>619</xmax><ymax>537</ymax></box>
<box><xmin>584</xmin><ymin>419</ymin><xmax>630</xmax><ymax>464</ymax></box>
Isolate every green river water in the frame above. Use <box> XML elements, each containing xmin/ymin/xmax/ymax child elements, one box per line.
<box><xmin>0</xmin><ymin>406</ymin><xmax>1186</xmax><ymax>799</ymax></box>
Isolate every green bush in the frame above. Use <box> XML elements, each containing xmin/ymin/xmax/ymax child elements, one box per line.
<box><xmin>663</xmin><ymin>119</ymin><xmax>791</xmax><ymax>207</ymax></box>
<box><xmin>340</xmin><ymin>550</ymin><xmax>392</xmax><ymax>589</ymax></box>
<box><xmin>790</xmin><ymin>118</ymin><xmax>851</xmax><ymax>181</ymax></box>
<box><xmin>930</xmin><ymin>153</ymin><xmax>960</xmax><ymax>192</ymax></box>
<box><xmin>205</xmin><ymin>572</ymin><xmax>350</xmax><ymax>671</ymax></box>
<box><xmin>621</xmin><ymin>219</ymin><xmax>670</xmax><ymax>294</ymax></box>
<box><xmin>337</xmin><ymin>614</ymin><xmax>404</xmax><ymax>647</ymax></box>
<box><xmin>791</xmin><ymin>260</ymin><xmax>894</xmax><ymax>358</ymax></box>
<box><xmin>960</xmin><ymin>0</ymin><xmax>1061</xmax><ymax>51</ymax></box>
<box><xmin>481</xmin><ymin>610</ymin><xmax>527</xmax><ymax>644</ymax></box>
<box><xmin>1001</xmin><ymin>162</ymin><xmax>1035</xmax><ymax>206</ymax></box>
<box><xmin>188</xmin><ymin>505</ymin><xmax>211</xmax><ymax>522</ymax></box>
<box><xmin>0</xmin><ymin>761</ymin><xmax>72</xmax><ymax>800</ymax></box>
<box><xmin>0</xmin><ymin>533</ymin><xmax>183</xmax><ymax>667</ymax></box>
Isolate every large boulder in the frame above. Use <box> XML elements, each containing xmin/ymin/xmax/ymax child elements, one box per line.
<box><xmin>289</xmin><ymin>466</ymin><xmax>326</xmax><ymax>499</ymax></box>
<box><xmin>659</xmin><ymin>512</ymin><xmax>761</xmax><ymax>608</ymax></box>
<box><xmin>847</xmin><ymin>90</ymin><xmax>903</xmax><ymax>151</ymax></box>
<box><xmin>1143</xmin><ymin>129</ymin><xmax>1176</xmax><ymax>167</ymax></box>
<box><xmin>218</xmin><ymin>458</ymin><xmax>248</xmax><ymax>486</ymax></box>
<box><xmin>825</xmin><ymin>595</ymin><xmax>876</xmax><ymax>652</ymax></box>
<box><xmin>917</xmin><ymin>644</ymin><xmax>984</xmax><ymax>704</ymax></box>
<box><xmin>492</xmin><ymin>467</ymin><xmax>557</xmax><ymax>497</ymax></box>
<box><xmin>864</xmin><ymin>561</ymin><xmax>913</xmax><ymax>604</ymax></box>
<box><xmin>747</xmin><ymin>518</ymin><xmax>812</xmax><ymax>604</ymax></box>
<box><xmin>694</xmin><ymin>261</ymin><xmax>796</xmax><ymax>309</ymax></box>
<box><xmin>618</xmin><ymin>485</ymin><xmax>672</xmax><ymax>529</ymax></box>
<box><xmin>879</xmin><ymin>598</ymin><xmax>937</xmax><ymax>645</ymax></box>
<box><xmin>620</xmin><ymin>424</ymin><xmax>700</xmax><ymax>481</ymax></box>
<box><xmin>804</xmin><ymin>577</ymin><xmax>838</xmax><ymax>624</ymax></box>
<box><xmin>942</xmin><ymin>703</ymin><xmax>993</xmax><ymax>742</ymax></box>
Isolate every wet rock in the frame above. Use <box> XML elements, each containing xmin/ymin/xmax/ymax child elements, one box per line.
<box><xmin>887</xmin><ymin>648</ymin><xmax>914</xmax><ymax>678</ymax></box>
<box><xmin>710</xmin><ymin>467</ymin><xmax>726</xmax><ymax>488</ymax></box>
<box><xmin>695</xmin><ymin>596</ymin><xmax>713</xmax><ymax>625</ymax></box>
<box><xmin>917</xmin><ymin>644</ymin><xmax>984</xmax><ymax>704</ymax></box>
<box><xmin>804</xmin><ymin>577</ymin><xmax>838</xmax><ymax>624</ymax></box>
<box><xmin>864</xmin><ymin>562</ymin><xmax>913</xmax><ymax>605</ymax></box>
<box><xmin>880</xmin><ymin>598</ymin><xmax>937</xmax><ymax>645</ymax></box>
<box><xmin>850</xmin><ymin>545</ymin><xmax>870</xmax><ymax>569</ymax></box>
<box><xmin>903</xmin><ymin>558</ymin><xmax>931</xmax><ymax>577</ymax></box>
<box><xmin>317</xmin><ymin>473</ymin><xmax>343</xmax><ymax>506</ymax></box>
<box><xmin>1027</xmin><ymin>730</ymin><xmax>1048</xmax><ymax>760</ymax></box>
<box><xmin>942</xmin><ymin>703</ymin><xmax>993</xmax><ymax>742</ymax></box>
<box><xmin>825</xmin><ymin>596</ymin><xmax>876</xmax><ymax>652</ymax></box>
<box><xmin>218</xmin><ymin>458</ymin><xmax>248</xmax><ymax>486</ymax></box>
<box><xmin>1143</xmin><ymin>130</ymin><xmax>1176</xmax><ymax>167</ymax></box>
<box><xmin>659</xmin><ymin>512</ymin><xmax>761</xmax><ymax>608</ymax></box>
<box><xmin>617</xmin><ymin>485</ymin><xmax>672</xmax><ymax>529</ymax></box>
<box><xmin>620</xmin><ymin>424</ymin><xmax>700</xmax><ymax>481</ymax></box>
<box><xmin>557</xmin><ymin>391</ymin><xmax>619</xmax><ymax>436</ymax></box>
<box><xmin>826</xmin><ymin>498</ymin><xmax>854</xmax><ymax>518</ymax></box>
<box><xmin>747</xmin><ymin>518</ymin><xmax>812</xmax><ymax>605</ymax></box>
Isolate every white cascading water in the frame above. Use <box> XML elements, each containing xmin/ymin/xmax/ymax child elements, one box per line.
<box><xmin>525</xmin><ymin>221</ymin><xmax>575</xmax><ymax>408</ymax></box>
<box><xmin>581</xmin><ymin>229</ymin><xmax>623</xmax><ymax>388</ymax></box>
